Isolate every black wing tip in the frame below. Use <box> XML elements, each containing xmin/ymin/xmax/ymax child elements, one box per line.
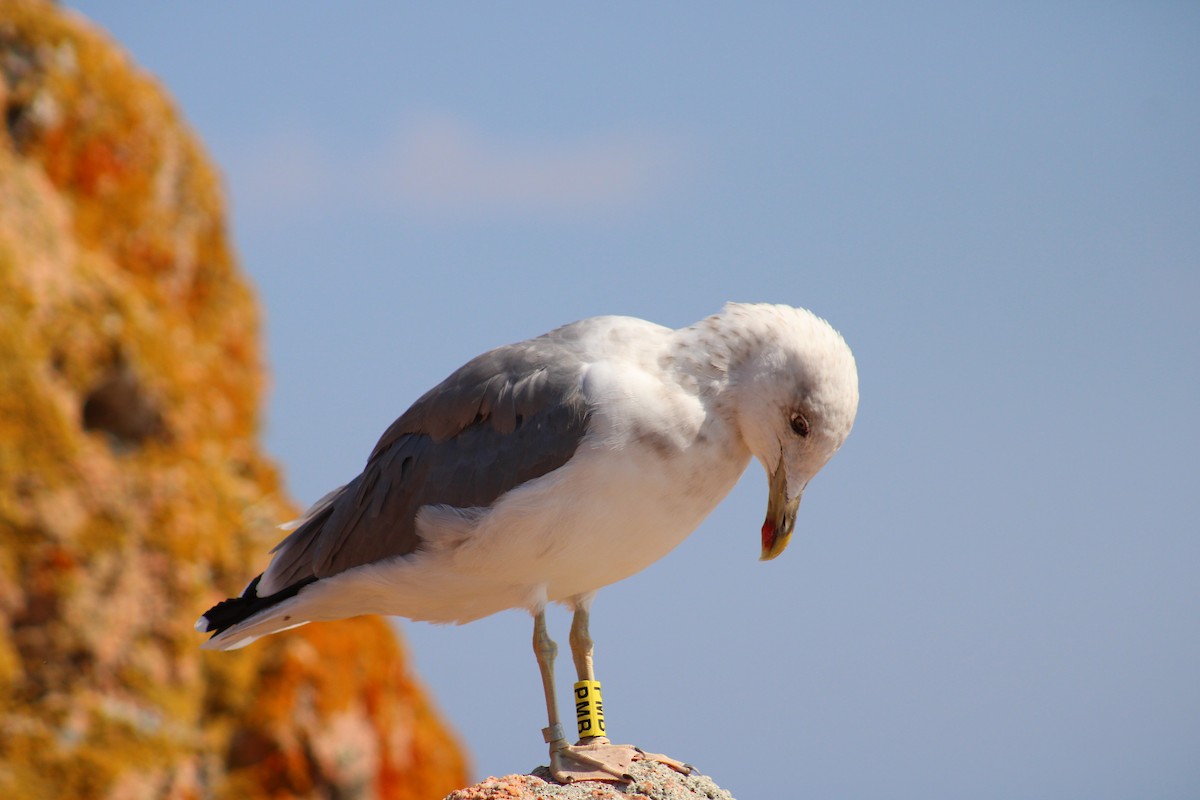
<box><xmin>198</xmin><ymin>574</ymin><xmax>317</xmax><ymax>638</ymax></box>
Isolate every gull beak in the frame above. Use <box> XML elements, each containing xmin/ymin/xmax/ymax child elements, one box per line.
<box><xmin>760</xmin><ymin>460</ymin><xmax>801</xmax><ymax>561</ymax></box>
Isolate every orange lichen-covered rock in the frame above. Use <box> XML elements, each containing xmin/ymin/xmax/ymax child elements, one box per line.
<box><xmin>0</xmin><ymin>1</ymin><xmax>468</xmax><ymax>797</ymax></box>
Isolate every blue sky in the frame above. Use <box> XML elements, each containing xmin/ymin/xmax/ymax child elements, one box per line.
<box><xmin>68</xmin><ymin>3</ymin><xmax>1199</xmax><ymax>798</ymax></box>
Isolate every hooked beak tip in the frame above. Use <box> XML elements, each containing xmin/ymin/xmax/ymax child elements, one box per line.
<box><xmin>763</xmin><ymin>496</ymin><xmax>801</xmax><ymax>561</ymax></box>
<box><xmin>761</xmin><ymin>467</ymin><xmax>801</xmax><ymax>561</ymax></box>
<box><xmin>759</xmin><ymin>509</ymin><xmax>796</xmax><ymax>560</ymax></box>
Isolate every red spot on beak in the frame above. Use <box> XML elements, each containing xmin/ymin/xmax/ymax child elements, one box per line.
<box><xmin>761</xmin><ymin>519</ymin><xmax>777</xmax><ymax>554</ymax></box>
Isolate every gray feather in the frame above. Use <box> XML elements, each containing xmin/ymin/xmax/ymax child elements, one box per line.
<box><xmin>260</xmin><ymin>329</ymin><xmax>593</xmax><ymax>592</ymax></box>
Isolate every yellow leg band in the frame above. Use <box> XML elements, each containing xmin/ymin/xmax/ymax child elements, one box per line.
<box><xmin>573</xmin><ymin>679</ymin><xmax>606</xmax><ymax>739</ymax></box>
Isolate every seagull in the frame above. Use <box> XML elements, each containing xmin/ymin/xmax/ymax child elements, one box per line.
<box><xmin>197</xmin><ymin>302</ymin><xmax>859</xmax><ymax>782</ymax></box>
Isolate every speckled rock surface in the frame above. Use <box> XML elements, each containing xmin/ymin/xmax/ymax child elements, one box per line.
<box><xmin>0</xmin><ymin>1</ymin><xmax>467</xmax><ymax>797</ymax></box>
<box><xmin>444</xmin><ymin>762</ymin><xmax>735</xmax><ymax>800</ymax></box>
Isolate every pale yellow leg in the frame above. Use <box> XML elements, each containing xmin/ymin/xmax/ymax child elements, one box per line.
<box><xmin>533</xmin><ymin>608</ymin><xmax>633</xmax><ymax>783</ymax></box>
<box><xmin>568</xmin><ymin>607</ymin><xmax>608</xmax><ymax>744</ymax></box>
<box><xmin>568</xmin><ymin>606</ymin><xmax>595</xmax><ymax>682</ymax></box>
<box><xmin>533</xmin><ymin>610</ymin><xmax>568</xmax><ymax>749</ymax></box>
<box><xmin>565</xmin><ymin>604</ymin><xmax>694</xmax><ymax>779</ymax></box>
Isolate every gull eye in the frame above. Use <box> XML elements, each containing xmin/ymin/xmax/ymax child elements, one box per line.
<box><xmin>789</xmin><ymin>411</ymin><xmax>810</xmax><ymax>438</ymax></box>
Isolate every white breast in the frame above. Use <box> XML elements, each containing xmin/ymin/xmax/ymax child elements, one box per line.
<box><xmin>444</xmin><ymin>353</ymin><xmax>750</xmax><ymax>603</ymax></box>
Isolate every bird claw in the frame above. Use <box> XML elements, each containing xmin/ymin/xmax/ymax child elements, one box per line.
<box><xmin>633</xmin><ymin>747</ymin><xmax>695</xmax><ymax>775</ymax></box>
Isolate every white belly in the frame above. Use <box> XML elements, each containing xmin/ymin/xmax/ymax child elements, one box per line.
<box><xmin>329</xmin><ymin>426</ymin><xmax>749</xmax><ymax>624</ymax></box>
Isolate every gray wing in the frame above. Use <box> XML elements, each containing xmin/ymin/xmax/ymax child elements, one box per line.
<box><xmin>259</xmin><ymin>334</ymin><xmax>592</xmax><ymax>593</ymax></box>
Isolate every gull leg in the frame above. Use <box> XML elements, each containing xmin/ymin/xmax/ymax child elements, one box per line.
<box><xmin>569</xmin><ymin>605</ymin><xmax>608</xmax><ymax>744</ymax></box>
<box><xmin>533</xmin><ymin>608</ymin><xmax>633</xmax><ymax>784</ymax></box>
<box><xmin>566</xmin><ymin>606</ymin><xmax>595</xmax><ymax>681</ymax></box>
<box><xmin>568</xmin><ymin>605</ymin><xmax>595</xmax><ymax>682</ymax></box>
<box><xmin>568</xmin><ymin>604</ymin><xmax>694</xmax><ymax>778</ymax></box>
<box><xmin>533</xmin><ymin>610</ymin><xmax>568</xmax><ymax>752</ymax></box>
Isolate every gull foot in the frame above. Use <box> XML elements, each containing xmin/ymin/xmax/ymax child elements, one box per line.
<box><xmin>548</xmin><ymin>738</ymin><xmax>637</xmax><ymax>783</ymax></box>
<box><xmin>546</xmin><ymin>738</ymin><xmax>695</xmax><ymax>784</ymax></box>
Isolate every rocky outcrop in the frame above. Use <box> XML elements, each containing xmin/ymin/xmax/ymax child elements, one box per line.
<box><xmin>0</xmin><ymin>1</ymin><xmax>467</xmax><ymax>797</ymax></box>
<box><xmin>445</xmin><ymin>763</ymin><xmax>735</xmax><ymax>800</ymax></box>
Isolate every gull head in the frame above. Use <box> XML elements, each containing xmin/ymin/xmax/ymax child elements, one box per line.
<box><xmin>720</xmin><ymin>303</ymin><xmax>859</xmax><ymax>560</ymax></box>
